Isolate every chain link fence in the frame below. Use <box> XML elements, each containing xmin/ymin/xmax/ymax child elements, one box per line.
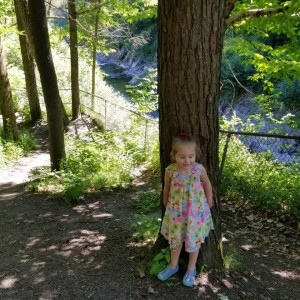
<box><xmin>78</xmin><ymin>89</ymin><xmax>158</xmax><ymax>151</ymax></box>
<box><xmin>219</xmin><ymin>129</ymin><xmax>300</xmax><ymax>219</ymax></box>
<box><xmin>220</xmin><ymin>130</ymin><xmax>300</xmax><ymax>176</ymax></box>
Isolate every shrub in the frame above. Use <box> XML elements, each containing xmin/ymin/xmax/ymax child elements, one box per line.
<box><xmin>220</xmin><ymin>134</ymin><xmax>300</xmax><ymax>220</ymax></box>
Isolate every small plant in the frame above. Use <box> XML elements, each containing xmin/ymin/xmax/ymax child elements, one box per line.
<box><xmin>150</xmin><ymin>247</ymin><xmax>170</xmax><ymax>276</ymax></box>
<box><xmin>131</xmin><ymin>214</ymin><xmax>161</xmax><ymax>241</ymax></box>
<box><xmin>135</xmin><ymin>191</ymin><xmax>160</xmax><ymax>214</ymax></box>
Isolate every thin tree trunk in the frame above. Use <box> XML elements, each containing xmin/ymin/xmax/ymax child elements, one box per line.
<box><xmin>18</xmin><ymin>0</ymin><xmax>69</xmax><ymax>127</ymax></box>
<box><xmin>91</xmin><ymin>10</ymin><xmax>100</xmax><ymax>110</ymax></box>
<box><xmin>68</xmin><ymin>0</ymin><xmax>80</xmax><ymax>120</ymax></box>
<box><xmin>27</xmin><ymin>0</ymin><xmax>66</xmax><ymax>171</ymax></box>
<box><xmin>0</xmin><ymin>37</ymin><xmax>18</xmax><ymax>141</ymax></box>
<box><xmin>14</xmin><ymin>0</ymin><xmax>42</xmax><ymax>124</ymax></box>
<box><xmin>157</xmin><ymin>0</ymin><xmax>229</xmax><ymax>269</ymax></box>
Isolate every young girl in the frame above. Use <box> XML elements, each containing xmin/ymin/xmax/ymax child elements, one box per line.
<box><xmin>157</xmin><ymin>133</ymin><xmax>214</xmax><ymax>287</ymax></box>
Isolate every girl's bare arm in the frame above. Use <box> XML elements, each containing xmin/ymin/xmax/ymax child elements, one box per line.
<box><xmin>200</xmin><ymin>165</ymin><xmax>213</xmax><ymax>208</ymax></box>
<box><xmin>163</xmin><ymin>170</ymin><xmax>171</xmax><ymax>207</ymax></box>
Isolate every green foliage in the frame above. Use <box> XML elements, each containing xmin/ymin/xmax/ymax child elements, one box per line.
<box><xmin>131</xmin><ymin>190</ymin><xmax>160</xmax><ymax>241</ymax></box>
<box><xmin>131</xmin><ymin>213</ymin><xmax>161</xmax><ymax>241</ymax></box>
<box><xmin>223</xmin><ymin>247</ymin><xmax>248</xmax><ymax>272</ymax></box>
<box><xmin>135</xmin><ymin>190</ymin><xmax>160</xmax><ymax>214</ymax></box>
<box><xmin>126</xmin><ymin>68</ymin><xmax>158</xmax><ymax>113</ymax></box>
<box><xmin>0</xmin><ymin>128</ymin><xmax>37</xmax><ymax>168</ymax></box>
<box><xmin>220</xmin><ymin>134</ymin><xmax>300</xmax><ymax>220</ymax></box>
<box><xmin>150</xmin><ymin>247</ymin><xmax>170</xmax><ymax>276</ymax></box>
<box><xmin>274</xmin><ymin>78</ymin><xmax>300</xmax><ymax>122</ymax></box>
<box><xmin>223</xmin><ymin>0</ymin><xmax>300</xmax><ymax>118</ymax></box>
<box><xmin>27</xmin><ymin>130</ymin><xmax>148</xmax><ymax>203</ymax></box>
<box><xmin>148</xmin><ymin>139</ymin><xmax>160</xmax><ymax>172</ymax></box>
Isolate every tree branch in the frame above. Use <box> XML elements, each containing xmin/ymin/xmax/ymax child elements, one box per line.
<box><xmin>224</xmin><ymin>0</ymin><xmax>237</xmax><ymax>21</ymax></box>
<box><xmin>226</xmin><ymin>5</ymin><xmax>288</xmax><ymax>28</ymax></box>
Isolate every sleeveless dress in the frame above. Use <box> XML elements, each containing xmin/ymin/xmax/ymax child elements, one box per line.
<box><xmin>161</xmin><ymin>163</ymin><xmax>214</xmax><ymax>252</ymax></box>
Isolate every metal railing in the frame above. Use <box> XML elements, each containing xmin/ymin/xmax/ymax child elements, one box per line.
<box><xmin>220</xmin><ymin>129</ymin><xmax>300</xmax><ymax>176</ymax></box>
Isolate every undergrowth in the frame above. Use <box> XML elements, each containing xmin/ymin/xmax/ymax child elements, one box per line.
<box><xmin>0</xmin><ymin>128</ymin><xmax>37</xmax><ymax>168</ymax></box>
<box><xmin>26</xmin><ymin>130</ymin><xmax>150</xmax><ymax>202</ymax></box>
<box><xmin>220</xmin><ymin>134</ymin><xmax>300</xmax><ymax>221</ymax></box>
<box><xmin>131</xmin><ymin>190</ymin><xmax>161</xmax><ymax>242</ymax></box>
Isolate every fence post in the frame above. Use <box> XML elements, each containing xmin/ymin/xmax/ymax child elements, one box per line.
<box><xmin>144</xmin><ymin>119</ymin><xmax>149</xmax><ymax>151</ymax></box>
<box><xmin>104</xmin><ymin>99</ymin><xmax>107</xmax><ymax>130</ymax></box>
<box><xmin>220</xmin><ymin>132</ymin><xmax>232</xmax><ymax>178</ymax></box>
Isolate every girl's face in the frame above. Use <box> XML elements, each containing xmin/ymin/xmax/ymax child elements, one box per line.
<box><xmin>174</xmin><ymin>144</ymin><xmax>196</xmax><ymax>172</ymax></box>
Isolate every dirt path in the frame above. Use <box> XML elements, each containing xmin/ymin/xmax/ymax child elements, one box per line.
<box><xmin>0</xmin><ymin>123</ymin><xmax>299</xmax><ymax>300</ymax></box>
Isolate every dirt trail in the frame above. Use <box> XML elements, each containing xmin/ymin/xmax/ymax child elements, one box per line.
<box><xmin>0</xmin><ymin>122</ymin><xmax>300</xmax><ymax>300</ymax></box>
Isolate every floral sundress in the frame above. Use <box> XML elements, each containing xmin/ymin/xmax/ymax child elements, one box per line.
<box><xmin>161</xmin><ymin>163</ymin><xmax>214</xmax><ymax>252</ymax></box>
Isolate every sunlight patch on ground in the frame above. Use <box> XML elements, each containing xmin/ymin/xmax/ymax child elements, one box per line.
<box><xmin>127</xmin><ymin>239</ymin><xmax>156</xmax><ymax>248</ymax></box>
<box><xmin>61</xmin><ymin>230</ymin><xmax>106</xmax><ymax>256</ymax></box>
<box><xmin>33</xmin><ymin>273</ymin><xmax>46</xmax><ymax>285</ymax></box>
<box><xmin>31</xmin><ymin>261</ymin><xmax>46</xmax><ymax>273</ymax></box>
<box><xmin>241</xmin><ymin>244</ymin><xmax>254</xmax><ymax>251</ymax></box>
<box><xmin>26</xmin><ymin>237</ymin><xmax>41</xmax><ymax>249</ymax></box>
<box><xmin>0</xmin><ymin>190</ymin><xmax>23</xmax><ymax>201</ymax></box>
<box><xmin>92</xmin><ymin>213</ymin><xmax>113</xmax><ymax>218</ymax></box>
<box><xmin>40</xmin><ymin>245</ymin><xmax>59</xmax><ymax>252</ymax></box>
<box><xmin>197</xmin><ymin>272</ymin><xmax>221</xmax><ymax>294</ymax></box>
<box><xmin>87</xmin><ymin>201</ymin><xmax>100</xmax><ymax>209</ymax></box>
<box><xmin>38</xmin><ymin>212</ymin><xmax>53</xmax><ymax>218</ymax></box>
<box><xmin>72</xmin><ymin>205</ymin><xmax>90</xmax><ymax>213</ymax></box>
<box><xmin>272</xmin><ymin>270</ymin><xmax>300</xmax><ymax>280</ymax></box>
<box><xmin>0</xmin><ymin>275</ymin><xmax>19</xmax><ymax>289</ymax></box>
<box><xmin>222</xmin><ymin>236</ymin><xmax>229</xmax><ymax>242</ymax></box>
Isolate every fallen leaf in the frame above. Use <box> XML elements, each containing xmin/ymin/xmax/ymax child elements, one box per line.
<box><xmin>137</xmin><ymin>267</ymin><xmax>145</xmax><ymax>278</ymax></box>
<box><xmin>246</xmin><ymin>214</ymin><xmax>255</xmax><ymax>221</ymax></box>
<box><xmin>147</xmin><ymin>286</ymin><xmax>156</xmax><ymax>294</ymax></box>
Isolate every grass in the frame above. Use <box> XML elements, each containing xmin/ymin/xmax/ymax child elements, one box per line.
<box><xmin>0</xmin><ymin>128</ymin><xmax>37</xmax><ymax>168</ymax></box>
<box><xmin>220</xmin><ymin>134</ymin><xmax>300</xmax><ymax>221</ymax></box>
<box><xmin>26</xmin><ymin>130</ymin><xmax>152</xmax><ymax>202</ymax></box>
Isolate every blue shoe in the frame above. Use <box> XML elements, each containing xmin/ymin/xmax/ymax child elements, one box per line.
<box><xmin>182</xmin><ymin>269</ymin><xmax>197</xmax><ymax>287</ymax></box>
<box><xmin>157</xmin><ymin>265</ymin><xmax>179</xmax><ymax>281</ymax></box>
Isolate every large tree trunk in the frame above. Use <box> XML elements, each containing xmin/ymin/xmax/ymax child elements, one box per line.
<box><xmin>0</xmin><ymin>37</ymin><xmax>18</xmax><ymax>141</ymax></box>
<box><xmin>68</xmin><ymin>0</ymin><xmax>80</xmax><ymax>120</ymax></box>
<box><xmin>27</xmin><ymin>0</ymin><xmax>66</xmax><ymax>171</ymax></box>
<box><xmin>14</xmin><ymin>0</ymin><xmax>42</xmax><ymax>124</ymax></box>
<box><xmin>157</xmin><ymin>0</ymin><xmax>228</xmax><ymax>269</ymax></box>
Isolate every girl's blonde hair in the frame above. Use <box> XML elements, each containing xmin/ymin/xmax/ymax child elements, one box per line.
<box><xmin>170</xmin><ymin>133</ymin><xmax>198</xmax><ymax>162</ymax></box>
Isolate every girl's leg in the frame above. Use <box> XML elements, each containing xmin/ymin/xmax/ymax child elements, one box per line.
<box><xmin>187</xmin><ymin>248</ymin><xmax>199</xmax><ymax>270</ymax></box>
<box><xmin>182</xmin><ymin>249</ymin><xmax>199</xmax><ymax>287</ymax></box>
<box><xmin>157</xmin><ymin>245</ymin><xmax>182</xmax><ymax>281</ymax></box>
<box><xmin>170</xmin><ymin>244</ymin><xmax>183</xmax><ymax>268</ymax></box>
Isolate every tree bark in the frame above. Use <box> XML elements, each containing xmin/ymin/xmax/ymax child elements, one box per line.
<box><xmin>91</xmin><ymin>9</ymin><xmax>100</xmax><ymax>110</ymax></box>
<box><xmin>0</xmin><ymin>37</ymin><xmax>18</xmax><ymax>141</ymax></box>
<box><xmin>14</xmin><ymin>0</ymin><xmax>42</xmax><ymax>124</ymax></box>
<box><xmin>27</xmin><ymin>0</ymin><xmax>66</xmax><ymax>171</ymax></box>
<box><xmin>157</xmin><ymin>0</ymin><xmax>229</xmax><ymax>269</ymax></box>
<box><xmin>68</xmin><ymin>0</ymin><xmax>80</xmax><ymax>120</ymax></box>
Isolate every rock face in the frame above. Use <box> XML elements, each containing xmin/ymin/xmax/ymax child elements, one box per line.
<box><xmin>96</xmin><ymin>48</ymin><xmax>156</xmax><ymax>85</ymax></box>
<box><xmin>220</xmin><ymin>97</ymin><xmax>300</xmax><ymax>164</ymax></box>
